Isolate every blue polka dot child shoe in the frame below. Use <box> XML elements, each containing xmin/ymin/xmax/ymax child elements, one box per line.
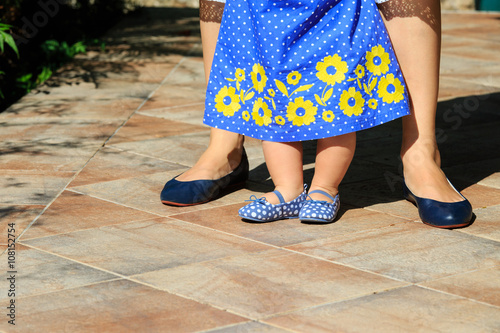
<box><xmin>299</xmin><ymin>190</ymin><xmax>340</xmax><ymax>223</ymax></box>
<box><xmin>239</xmin><ymin>185</ymin><xmax>307</xmax><ymax>222</ymax></box>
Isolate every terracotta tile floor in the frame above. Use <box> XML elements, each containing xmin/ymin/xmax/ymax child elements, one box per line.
<box><xmin>1</xmin><ymin>7</ymin><xmax>500</xmax><ymax>332</ymax></box>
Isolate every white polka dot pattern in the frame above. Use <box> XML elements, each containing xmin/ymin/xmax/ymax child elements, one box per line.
<box><xmin>299</xmin><ymin>194</ymin><xmax>340</xmax><ymax>223</ymax></box>
<box><xmin>239</xmin><ymin>186</ymin><xmax>308</xmax><ymax>222</ymax></box>
<box><xmin>203</xmin><ymin>0</ymin><xmax>410</xmax><ymax>143</ymax></box>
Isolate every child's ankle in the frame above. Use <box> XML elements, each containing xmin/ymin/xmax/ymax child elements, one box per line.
<box><xmin>266</xmin><ymin>185</ymin><xmax>304</xmax><ymax>204</ymax></box>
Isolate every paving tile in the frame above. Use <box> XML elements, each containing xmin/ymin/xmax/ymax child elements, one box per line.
<box><xmin>0</xmin><ymin>279</ymin><xmax>246</xmax><ymax>333</ymax></box>
<box><xmin>106</xmin><ymin>131</ymin><xmax>211</xmax><ymax>166</ymax></box>
<box><xmin>420</xmin><ymin>265</ymin><xmax>500</xmax><ymax>307</ymax></box>
<box><xmin>458</xmin><ymin>205</ymin><xmax>500</xmax><ymax>242</ymax></box>
<box><xmin>0</xmin><ymin>170</ymin><xmax>74</xmax><ymax>205</ymax></box>
<box><xmin>2</xmin><ymin>96</ymin><xmax>144</xmax><ymax>120</ymax></box>
<box><xmin>22</xmin><ymin>219</ymin><xmax>271</xmax><ymax>276</ymax></box>
<box><xmin>438</xmin><ymin>77</ymin><xmax>500</xmax><ymax>102</ymax></box>
<box><xmin>139</xmin><ymin>84</ymin><xmax>206</xmax><ymax>111</ymax></box>
<box><xmin>265</xmin><ymin>285</ymin><xmax>500</xmax><ymax>333</ymax></box>
<box><xmin>0</xmin><ymin>244</ymin><xmax>118</xmax><ymax>300</ymax></box>
<box><xmin>441</xmin><ymin>37</ymin><xmax>500</xmax><ymax>63</ymax></box>
<box><xmin>135</xmin><ymin>249</ymin><xmax>407</xmax><ymax>319</ymax></box>
<box><xmin>20</xmin><ymin>191</ymin><xmax>160</xmax><ymax>240</ymax></box>
<box><xmin>203</xmin><ymin>321</ymin><xmax>292</xmax><ymax>333</ymax></box>
<box><xmin>0</xmin><ymin>205</ymin><xmax>44</xmax><ymax>245</ymax></box>
<box><xmin>68</xmin><ymin>147</ymin><xmax>181</xmax><ymax>187</ymax></box>
<box><xmin>457</xmin><ymin>181</ymin><xmax>500</xmax><ymax>209</ymax></box>
<box><xmin>161</xmin><ymin>57</ymin><xmax>206</xmax><ymax>86</ymax></box>
<box><xmin>107</xmin><ymin>114</ymin><xmax>209</xmax><ymax>145</ymax></box>
<box><xmin>171</xmin><ymin>203</ymin><xmax>410</xmax><ymax>247</ymax></box>
<box><xmin>0</xmin><ymin>118</ymin><xmax>121</xmax><ymax>172</ymax></box>
<box><xmin>287</xmin><ymin>222</ymin><xmax>500</xmax><ymax>283</ymax></box>
<box><xmin>138</xmin><ymin>102</ymin><xmax>205</xmax><ymax>125</ymax></box>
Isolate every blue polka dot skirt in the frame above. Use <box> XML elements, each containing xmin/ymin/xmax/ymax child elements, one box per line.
<box><xmin>203</xmin><ymin>0</ymin><xmax>410</xmax><ymax>142</ymax></box>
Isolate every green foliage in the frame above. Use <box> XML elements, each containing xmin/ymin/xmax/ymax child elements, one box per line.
<box><xmin>0</xmin><ymin>22</ymin><xmax>19</xmax><ymax>58</ymax></box>
<box><xmin>14</xmin><ymin>40</ymin><xmax>87</xmax><ymax>95</ymax></box>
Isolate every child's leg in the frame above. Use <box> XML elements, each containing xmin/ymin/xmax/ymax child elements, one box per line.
<box><xmin>309</xmin><ymin>132</ymin><xmax>356</xmax><ymax>201</ymax></box>
<box><xmin>261</xmin><ymin>141</ymin><xmax>305</xmax><ymax>204</ymax></box>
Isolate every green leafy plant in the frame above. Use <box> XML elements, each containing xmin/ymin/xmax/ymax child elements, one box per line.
<box><xmin>0</xmin><ymin>22</ymin><xmax>19</xmax><ymax>58</ymax></box>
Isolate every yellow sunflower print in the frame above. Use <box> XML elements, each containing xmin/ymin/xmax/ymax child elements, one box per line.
<box><xmin>366</xmin><ymin>45</ymin><xmax>390</xmax><ymax>76</ymax></box>
<box><xmin>235</xmin><ymin>68</ymin><xmax>245</xmax><ymax>82</ymax></box>
<box><xmin>316</xmin><ymin>54</ymin><xmax>348</xmax><ymax>86</ymax></box>
<box><xmin>251</xmin><ymin>63</ymin><xmax>268</xmax><ymax>93</ymax></box>
<box><xmin>287</xmin><ymin>71</ymin><xmax>301</xmax><ymax>85</ymax></box>
<box><xmin>268</xmin><ymin>88</ymin><xmax>276</xmax><ymax>97</ymax></box>
<box><xmin>242</xmin><ymin>111</ymin><xmax>250</xmax><ymax>121</ymax></box>
<box><xmin>286</xmin><ymin>97</ymin><xmax>317</xmax><ymax>126</ymax></box>
<box><xmin>355</xmin><ymin>65</ymin><xmax>365</xmax><ymax>79</ymax></box>
<box><xmin>339</xmin><ymin>87</ymin><xmax>365</xmax><ymax>117</ymax></box>
<box><xmin>275</xmin><ymin>115</ymin><xmax>285</xmax><ymax>125</ymax></box>
<box><xmin>368</xmin><ymin>99</ymin><xmax>378</xmax><ymax>109</ymax></box>
<box><xmin>252</xmin><ymin>98</ymin><xmax>272</xmax><ymax>126</ymax></box>
<box><xmin>215</xmin><ymin>86</ymin><xmax>241</xmax><ymax>116</ymax></box>
<box><xmin>322</xmin><ymin>110</ymin><xmax>335</xmax><ymax>123</ymax></box>
<box><xmin>378</xmin><ymin>74</ymin><xmax>405</xmax><ymax>104</ymax></box>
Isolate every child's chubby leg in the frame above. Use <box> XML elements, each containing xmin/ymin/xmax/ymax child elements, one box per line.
<box><xmin>298</xmin><ymin>132</ymin><xmax>356</xmax><ymax>223</ymax></box>
<box><xmin>238</xmin><ymin>140</ymin><xmax>307</xmax><ymax>222</ymax></box>
<box><xmin>261</xmin><ymin>141</ymin><xmax>305</xmax><ymax>204</ymax></box>
<box><xmin>310</xmin><ymin>132</ymin><xmax>356</xmax><ymax>201</ymax></box>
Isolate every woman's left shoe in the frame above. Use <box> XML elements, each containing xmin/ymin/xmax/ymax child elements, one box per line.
<box><xmin>161</xmin><ymin>149</ymin><xmax>249</xmax><ymax>206</ymax></box>
<box><xmin>403</xmin><ymin>180</ymin><xmax>473</xmax><ymax>229</ymax></box>
<box><xmin>238</xmin><ymin>185</ymin><xmax>307</xmax><ymax>222</ymax></box>
<box><xmin>299</xmin><ymin>190</ymin><xmax>340</xmax><ymax>223</ymax></box>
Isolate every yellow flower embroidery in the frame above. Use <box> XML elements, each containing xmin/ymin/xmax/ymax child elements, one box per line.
<box><xmin>339</xmin><ymin>87</ymin><xmax>365</xmax><ymax>117</ymax></box>
<box><xmin>378</xmin><ymin>74</ymin><xmax>405</xmax><ymax>104</ymax></box>
<box><xmin>235</xmin><ymin>68</ymin><xmax>245</xmax><ymax>82</ymax></box>
<box><xmin>275</xmin><ymin>115</ymin><xmax>285</xmax><ymax>125</ymax></box>
<box><xmin>322</xmin><ymin>110</ymin><xmax>335</xmax><ymax>122</ymax></box>
<box><xmin>368</xmin><ymin>99</ymin><xmax>378</xmax><ymax>109</ymax></box>
<box><xmin>215</xmin><ymin>86</ymin><xmax>241</xmax><ymax>116</ymax></box>
<box><xmin>286</xmin><ymin>97</ymin><xmax>317</xmax><ymax>126</ymax></box>
<box><xmin>287</xmin><ymin>71</ymin><xmax>301</xmax><ymax>85</ymax></box>
<box><xmin>251</xmin><ymin>63</ymin><xmax>267</xmax><ymax>93</ymax></box>
<box><xmin>252</xmin><ymin>98</ymin><xmax>272</xmax><ymax>126</ymax></box>
<box><xmin>268</xmin><ymin>88</ymin><xmax>275</xmax><ymax>97</ymax></box>
<box><xmin>242</xmin><ymin>111</ymin><xmax>250</xmax><ymax>121</ymax></box>
<box><xmin>355</xmin><ymin>65</ymin><xmax>365</xmax><ymax>79</ymax></box>
<box><xmin>316</xmin><ymin>54</ymin><xmax>348</xmax><ymax>86</ymax></box>
<box><xmin>366</xmin><ymin>45</ymin><xmax>390</xmax><ymax>76</ymax></box>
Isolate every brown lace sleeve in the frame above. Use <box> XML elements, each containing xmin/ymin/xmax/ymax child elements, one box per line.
<box><xmin>200</xmin><ymin>0</ymin><xmax>225</xmax><ymax>23</ymax></box>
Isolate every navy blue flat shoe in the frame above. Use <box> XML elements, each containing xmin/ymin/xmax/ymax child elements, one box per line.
<box><xmin>403</xmin><ymin>180</ymin><xmax>472</xmax><ymax>229</ymax></box>
<box><xmin>161</xmin><ymin>149</ymin><xmax>249</xmax><ymax>206</ymax></box>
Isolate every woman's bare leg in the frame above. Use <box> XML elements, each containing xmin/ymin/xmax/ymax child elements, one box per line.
<box><xmin>177</xmin><ymin>1</ymin><xmax>244</xmax><ymax>182</ymax></box>
<box><xmin>379</xmin><ymin>0</ymin><xmax>464</xmax><ymax>202</ymax></box>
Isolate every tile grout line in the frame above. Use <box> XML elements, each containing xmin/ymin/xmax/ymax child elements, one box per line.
<box><xmin>11</xmin><ymin>43</ymin><xmax>201</xmax><ymax>246</ymax></box>
<box><xmin>16</xmin><ymin>241</ymin><xmax>256</xmax><ymax>320</ymax></box>
<box><xmin>417</xmin><ymin>284</ymin><xmax>500</xmax><ymax>310</ymax></box>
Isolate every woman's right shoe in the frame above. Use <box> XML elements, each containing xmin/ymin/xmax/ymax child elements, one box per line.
<box><xmin>160</xmin><ymin>149</ymin><xmax>249</xmax><ymax>206</ymax></box>
<box><xmin>403</xmin><ymin>180</ymin><xmax>473</xmax><ymax>229</ymax></box>
<box><xmin>239</xmin><ymin>185</ymin><xmax>308</xmax><ymax>222</ymax></box>
<box><xmin>299</xmin><ymin>190</ymin><xmax>340</xmax><ymax>223</ymax></box>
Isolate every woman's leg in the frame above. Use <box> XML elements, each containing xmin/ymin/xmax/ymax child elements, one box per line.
<box><xmin>309</xmin><ymin>133</ymin><xmax>356</xmax><ymax>201</ymax></box>
<box><xmin>379</xmin><ymin>0</ymin><xmax>464</xmax><ymax>202</ymax></box>
<box><xmin>176</xmin><ymin>0</ymin><xmax>244</xmax><ymax>182</ymax></box>
<box><xmin>260</xmin><ymin>141</ymin><xmax>305</xmax><ymax>204</ymax></box>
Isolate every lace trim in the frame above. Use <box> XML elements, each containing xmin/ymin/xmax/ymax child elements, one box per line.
<box><xmin>200</xmin><ymin>0</ymin><xmax>225</xmax><ymax>23</ymax></box>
